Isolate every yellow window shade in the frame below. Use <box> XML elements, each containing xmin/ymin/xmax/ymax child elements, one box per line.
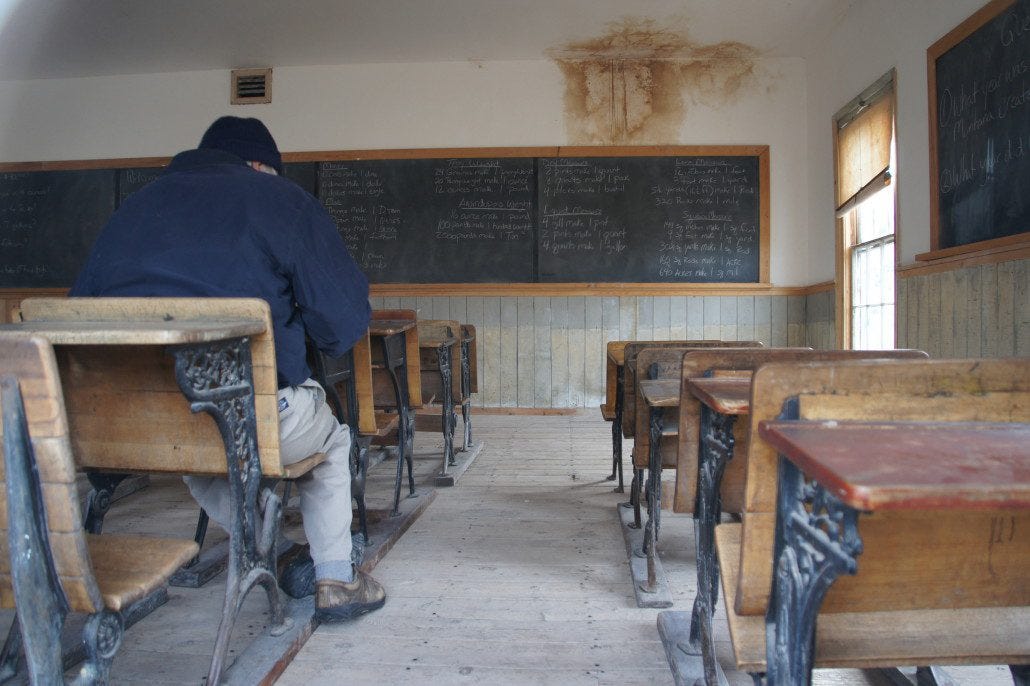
<box><xmin>836</xmin><ymin>93</ymin><xmax>893</xmax><ymax>210</ymax></box>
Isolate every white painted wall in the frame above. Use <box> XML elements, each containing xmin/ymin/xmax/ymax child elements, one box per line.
<box><xmin>0</xmin><ymin>57</ymin><xmax>809</xmax><ymax>283</ymax></box>
<box><xmin>803</xmin><ymin>0</ymin><xmax>989</xmax><ymax>274</ymax></box>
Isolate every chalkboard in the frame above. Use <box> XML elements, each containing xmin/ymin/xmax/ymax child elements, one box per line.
<box><xmin>538</xmin><ymin>156</ymin><xmax>760</xmax><ymax>282</ymax></box>
<box><xmin>0</xmin><ymin>147</ymin><xmax>768</xmax><ymax>287</ymax></box>
<box><xmin>0</xmin><ymin>170</ymin><xmax>116</xmax><ymax>287</ymax></box>
<box><xmin>929</xmin><ymin>0</ymin><xmax>1030</xmax><ymax>250</ymax></box>
<box><xmin>117</xmin><ymin>166</ymin><xmax>164</xmax><ymax>203</ymax></box>
<box><xmin>317</xmin><ymin>158</ymin><xmax>536</xmax><ymax>282</ymax></box>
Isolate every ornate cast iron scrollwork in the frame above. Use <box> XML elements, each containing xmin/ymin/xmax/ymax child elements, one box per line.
<box><xmin>688</xmin><ymin>405</ymin><xmax>737</xmax><ymax>685</ymax></box>
<box><xmin>171</xmin><ymin>337</ymin><xmax>288</xmax><ymax>685</ymax></box>
<box><xmin>438</xmin><ymin>345</ymin><xmax>456</xmax><ymax>467</ymax></box>
<box><xmin>765</xmin><ymin>456</ymin><xmax>863</xmax><ymax>685</ymax></box>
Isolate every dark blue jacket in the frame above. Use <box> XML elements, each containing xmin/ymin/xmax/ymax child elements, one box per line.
<box><xmin>71</xmin><ymin>148</ymin><xmax>370</xmax><ymax>388</ymax></box>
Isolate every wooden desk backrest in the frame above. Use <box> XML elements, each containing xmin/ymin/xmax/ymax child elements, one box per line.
<box><xmin>370</xmin><ymin>309</ymin><xmax>422</xmax><ymax>408</ymax></box>
<box><xmin>18</xmin><ymin>297</ymin><xmax>283</xmax><ymax>477</ymax></box>
<box><xmin>461</xmin><ymin>324</ymin><xmax>478</xmax><ymax>394</ymax></box>
<box><xmin>735</xmin><ymin>357</ymin><xmax>1030</xmax><ymax>617</ymax></box>
<box><xmin>0</xmin><ymin>334</ymin><xmax>105</xmax><ymax>613</ymax></box>
<box><xmin>418</xmin><ymin>319</ymin><xmax>462</xmax><ymax>403</ymax></box>
<box><xmin>672</xmin><ymin>348</ymin><xmax>926</xmax><ymax>514</ymax></box>
<box><xmin>621</xmin><ymin>341</ymin><xmax>762</xmax><ymax>439</ymax></box>
<box><xmin>630</xmin><ymin>347</ymin><xmax>713</xmax><ymax>470</ymax></box>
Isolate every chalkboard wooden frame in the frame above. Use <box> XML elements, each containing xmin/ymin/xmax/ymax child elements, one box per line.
<box><xmin>0</xmin><ymin>145</ymin><xmax>770</xmax><ymax>295</ymax></box>
<box><xmin>926</xmin><ymin>0</ymin><xmax>1030</xmax><ymax>258</ymax></box>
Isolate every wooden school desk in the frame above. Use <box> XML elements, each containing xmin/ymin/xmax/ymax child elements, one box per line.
<box><xmin>0</xmin><ymin>314</ymin><xmax>284</xmax><ymax>684</ymax></box>
<box><xmin>757</xmin><ymin>419</ymin><xmax>1030</xmax><ymax>685</ymax></box>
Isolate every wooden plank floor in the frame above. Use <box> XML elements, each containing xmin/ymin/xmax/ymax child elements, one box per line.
<box><xmin>277</xmin><ymin>412</ymin><xmax>1015</xmax><ymax>686</ymax></box>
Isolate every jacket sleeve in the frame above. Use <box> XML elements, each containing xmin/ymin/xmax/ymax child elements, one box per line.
<box><xmin>287</xmin><ymin>199</ymin><xmax>371</xmax><ymax>358</ymax></box>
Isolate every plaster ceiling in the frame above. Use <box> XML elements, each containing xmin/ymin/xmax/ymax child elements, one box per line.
<box><xmin>0</xmin><ymin>0</ymin><xmax>855</xmax><ymax>81</ymax></box>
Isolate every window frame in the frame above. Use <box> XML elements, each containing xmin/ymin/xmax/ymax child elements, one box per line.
<box><xmin>833</xmin><ymin>70</ymin><xmax>899</xmax><ymax>350</ymax></box>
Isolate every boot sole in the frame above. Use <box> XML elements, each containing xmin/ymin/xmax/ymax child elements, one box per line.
<box><xmin>313</xmin><ymin>595</ymin><xmax>386</xmax><ymax>623</ymax></box>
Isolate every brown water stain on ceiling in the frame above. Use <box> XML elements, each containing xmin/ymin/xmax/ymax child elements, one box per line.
<box><xmin>549</xmin><ymin>17</ymin><xmax>760</xmax><ymax>145</ymax></box>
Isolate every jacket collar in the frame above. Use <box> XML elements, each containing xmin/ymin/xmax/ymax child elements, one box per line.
<box><xmin>165</xmin><ymin>148</ymin><xmax>250</xmax><ymax>175</ymax></box>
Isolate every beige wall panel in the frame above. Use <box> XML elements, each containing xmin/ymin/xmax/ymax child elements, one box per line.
<box><xmin>533</xmin><ymin>297</ymin><xmax>552</xmax><ymax>408</ymax></box>
<box><xmin>997</xmin><ymin>261</ymin><xmax>1016</xmax><ymax>357</ymax></box>
<box><xmin>652</xmin><ymin>296</ymin><xmax>671</xmax><ymax>340</ymax></box>
<box><xmin>720</xmin><ymin>297</ymin><xmax>738</xmax><ymax>341</ymax></box>
<box><xmin>516</xmin><ymin>297</ymin><xmax>535</xmax><ymax>408</ymax></box>
<box><xmin>584</xmin><ymin>297</ymin><xmax>604</xmax><ymax>407</ymax></box>
<box><xmin>567</xmin><ymin>297</ymin><xmax>586</xmax><ymax>408</ymax></box>
<box><xmin>687</xmin><ymin>297</ymin><xmax>704</xmax><ymax>340</ymax></box>
<box><xmin>498</xmin><ymin>298</ymin><xmax>518</xmax><ymax>407</ymax></box>
<box><xmin>549</xmin><ymin>297</ymin><xmax>569</xmax><ymax>408</ymax></box>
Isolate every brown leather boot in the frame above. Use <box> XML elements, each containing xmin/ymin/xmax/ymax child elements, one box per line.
<box><xmin>314</xmin><ymin>570</ymin><xmax>386</xmax><ymax>622</ymax></box>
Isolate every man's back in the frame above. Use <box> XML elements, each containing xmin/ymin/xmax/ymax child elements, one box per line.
<box><xmin>72</xmin><ymin>147</ymin><xmax>370</xmax><ymax>387</ymax></box>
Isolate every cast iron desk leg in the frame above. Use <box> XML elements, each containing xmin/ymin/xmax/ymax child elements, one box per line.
<box><xmin>379</xmin><ymin>333</ymin><xmax>415</xmax><ymax>516</ymax></box>
<box><xmin>459</xmin><ymin>339</ymin><xmax>473</xmax><ymax>451</ymax></box>
<box><xmin>641</xmin><ymin>403</ymin><xmax>664</xmax><ymax>592</ymax></box>
<box><xmin>685</xmin><ymin>403</ymin><xmax>735</xmax><ymax>685</ymax></box>
<box><xmin>610</xmin><ymin>366</ymin><xmax>625</xmax><ymax>492</ymax></box>
<box><xmin>171</xmin><ymin>338</ymin><xmax>290</xmax><ymax>686</ymax></box>
<box><xmin>437</xmin><ymin>344</ymin><xmax>455</xmax><ymax>471</ymax></box>
<box><xmin>764</xmin><ymin>455</ymin><xmax>862</xmax><ymax>685</ymax></box>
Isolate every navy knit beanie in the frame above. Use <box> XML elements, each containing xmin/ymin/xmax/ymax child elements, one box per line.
<box><xmin>198</xmin><ymin>116</ymin><xmax>283</xmax><ymax>174</ymax></box>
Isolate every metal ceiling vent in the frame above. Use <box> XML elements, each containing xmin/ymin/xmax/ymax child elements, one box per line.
<box><xmin>231</xmin><ymin>68</ymin><xmax>272</xmax><ymax>105</ymax></box>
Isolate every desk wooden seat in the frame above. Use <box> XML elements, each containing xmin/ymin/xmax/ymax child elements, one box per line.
<box><xmin>0</xmin><ymin>334</ymin><xmax>199</xmax><ymax>683</ymax></box>
<box><xmin>15</xmin><ymin>297</ymin><xmax>326</xmax><ymax>684</ymax></box>
<box><xmin>716</xmin><ymin>358</ymin><xmax>1030</xmax><ymax>679</ymax></box>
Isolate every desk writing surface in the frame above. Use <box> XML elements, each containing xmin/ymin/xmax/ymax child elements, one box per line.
<box><xmin>688</xmin><ymin>377</ymin><xmax>751</xmax><ymax>416</ymax></box>
<box><xmin>0</xmin><ymin>319</ymin><xmax>266</xmax><ymax>345</ymax></box>
<box><xmin>368</xmin><ymin>320</ymin><xmax>417</xmax><ymax>336</ymax></box>
<box><xmin>638</xmin><ymin>379</ymin><xmax>681</xmax><ymax>408</ymax></box>
<box><xmin>758</xmin><ymin>420</ymin><xmax>1030</xmax><ymax>511</ymax></box>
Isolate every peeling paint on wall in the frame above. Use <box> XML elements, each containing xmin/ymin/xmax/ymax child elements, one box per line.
<box><xmin>548</xmin><ymin>18</ymin><xmax>760</xmax><ymax>145</ymax></box>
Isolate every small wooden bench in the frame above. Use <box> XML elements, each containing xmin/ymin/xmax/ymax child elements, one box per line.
<box><xmin>717</xmin><ymin>358</ymin><xmax>1030</xmax><ymax>682</ymax></box>
<box><xmin>15</xmin><ymin>297</ymin><xmax>329</xmax><ymax>684</ymax></box>
<box><xmin>0</xmin><ymin>334</ymin><xmax>198</xmax><ymax>683</ymax></box>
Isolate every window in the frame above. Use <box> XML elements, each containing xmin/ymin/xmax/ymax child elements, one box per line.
<box><xmin>834</xmin><ymin>72</ymin><xmax>896</xmax><ymax>350</ymax></box>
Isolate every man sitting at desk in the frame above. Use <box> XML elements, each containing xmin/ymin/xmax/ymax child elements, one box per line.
<box><xmin>70</xmin><ymin>116</ymin><xmax>385</xmax><ymax>623</ymax></box>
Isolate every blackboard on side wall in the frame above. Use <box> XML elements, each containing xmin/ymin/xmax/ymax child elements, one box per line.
<box><xmin>928</xmin><ymin>0</ymin><xmax>1030</xmax><ymax>252</ymax></box>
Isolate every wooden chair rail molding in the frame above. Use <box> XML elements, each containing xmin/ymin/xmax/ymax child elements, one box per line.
<box><xmin>2</xmin><ymin>283</ymin><xmax>832</xmax><ymax>313</ymax></box>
